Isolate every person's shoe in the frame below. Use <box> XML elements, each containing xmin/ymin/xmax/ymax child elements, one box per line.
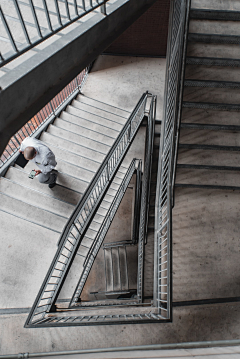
<box><xmin>48</xmin><ymin>182</ymin><xmax>56</xmax><ymax>189</ymax></box>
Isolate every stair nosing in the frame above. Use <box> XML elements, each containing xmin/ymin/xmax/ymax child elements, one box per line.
<box><xmin>184</xmin><ymin>79</ymin><xmax>240</xmax><ymax>89</ymax></box>
<box><xmin>179</xmin><ymin>143</ymin><xmax>240</xmax><ymax>151</ymax></box>
<box><xmin>190</xmin><ymin>8</ymin><xmax>240</xmax><ymax>21</ymax></box>
<box><xmin>177</xmin><ymin>164</ymin><xmax>240</xmax><ymax>171</ymax></box>
<box><xmin>175</xmin><ymin>183</ymin><xmax>240</xmax><ymax>191</ymax></box>
<box><xmin>188</xmin><ymin>33</ymin><xmax>240</xmax><ymax>45</ymax></box>
<box><xmin>180</xmin><ymin>123</ymin><xmax>240</xmax><ymax>131</ymax></box>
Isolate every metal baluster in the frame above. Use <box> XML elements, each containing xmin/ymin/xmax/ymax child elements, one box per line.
<box><xmin>28</xmin><ymin>0</ymin><xmax>43</xmax><ymax>38</ymax></box>
<box><xmin>0</xmin><ymin>51</ymin><xmax>4</xmax><ymax>62</ymax></box>
<box><xmin>54</xmin><ymin>0</ymin><xmax>62</xmax><ymax>26</ymax></box>
<box><xmin>0</xmin><ymin>6</ymin><xmax>19</xmax><ymax>53</ymax></box>
<box><xmin>64</xmin><ymin>0</ymin><xmax>71</xmax><ymax>20</ymax></box>
<box><xmin>100</xmin><ymin>0</ymin><xmax>106</xmax><ymax>15</ymax></box>
<box><xmin>42</xmin><ymin>0</ymin><xmax>53</xmax><ymax>32</ymax></box>
<box><xmin>81</xmin><ymin>0</ymin><xmax>86</xmax><ymax>11</ymax></box>
<box><xmin>12</xmin><ymin>0</ymin><xmax>32</xmax><ymax>45</ymax></box>
<box><xmin>73</xmin><ymin>0</ymin><xmax>78</xmax><ymax>16</ymax></box>
<box><xmin>89</xmin><ymin>0</ymin><xmax>93</xmax><ymax>8</ymax></box>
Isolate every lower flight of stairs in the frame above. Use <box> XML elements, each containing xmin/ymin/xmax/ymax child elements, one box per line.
<box><xmin>0</xmin><ymin>94</ymin><xmax>131</xmax><ymax>309</ymax></box>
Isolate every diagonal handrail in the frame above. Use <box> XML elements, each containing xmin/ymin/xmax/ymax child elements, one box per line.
<box><xmin>0</xmin><ymin>0</ymin><xmax>110</xmax><ymax>67</ymax></box>
<box><xmin>69</xmin><ymin>158</ymin><xmax>142</xmax><ymax>308</ymax></box>
<box><xmin>25</xmin><ymin>92</ymin><xmax>149</xmax><ymax>327</ymax></box>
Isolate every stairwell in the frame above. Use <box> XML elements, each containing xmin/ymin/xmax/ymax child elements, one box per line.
<box><xmin>0</xmin><ymin>92</ymin><xmax>131</xmax><ymax>309</ymax></box>
<box><xmin>174</xmin><ymin>0</ymin><xmax>240</xmax><ymax>302</ymax></box>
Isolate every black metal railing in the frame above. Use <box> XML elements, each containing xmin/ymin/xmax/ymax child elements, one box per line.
<box><xmin>25</xmin><ymin>92</ymin><xmax>149</xmax><ymax>327</ymax></box>
<box><xmin>137</xmin><ymin>95</ymin><xmax>156</xmax><ymax>303</ymax></box>
<box><xmin>0</xmin><ymin>64</ymin><xmax>90</xmax><ymax>171</ymax></box>
<box><xmin>0</xmin><ymin>0</ymin><xmax>113</xmax><ymax>67</ymax></box>
<box><xmin>69</xmin><ymin>158</ymin><xmax>142</xmax><ymax>308</ymax></box>
<box><xmin>154</xmin><ymin>0</ymin><xmax>190</xmax><ymax>320</ymax></box>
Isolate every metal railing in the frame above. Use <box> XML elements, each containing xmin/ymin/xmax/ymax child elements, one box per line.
<box><xmin>137</xmin><ymin>95</ymin><xmax>156</xmax><ymax>303</ymax></box>
<box><xmin>0</xmin><ymin>0</ymin><xmax>112</xmax><ymax>67</ymax></box>
<box><xmin>0</xmin><ymin>64</ymin><xmax>90</xmax><ymax>171</ymax></box>
<box><xmin>154</xmin><ymin>0</ymin><xmax>190</xmax><ymax>320</ymax></box>
<box><xmin>25</xmin><ymin>92</ymin><xmax>149</xmax><ymax>327</ymax></box>
<box><xmin>69</xmin><ymin>158</ymin><xmax>142</xmax><ymax>308</ymax></box>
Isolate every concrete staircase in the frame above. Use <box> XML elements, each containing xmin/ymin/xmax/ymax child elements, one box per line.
<box><xmin>0</xmin><ymin>93</ymin><xmax>131</xmax><ymax>308</ymax></box>
<box><xmin>173</xmin><ymin>0</ymin><xmax>240</xmax><ymax>303</ymax></box>
<box><xmin>176</xmin><ymin>0</ymin><xmax>240</xmax><ymax>192</ymax></box>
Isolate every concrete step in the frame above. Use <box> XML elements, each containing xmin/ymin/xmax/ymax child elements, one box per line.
<box><xmin>191</xmin><ymin>0</ymin><xmax>240</xmax><ymax>11</ymax></box>
<box><xmin>188</xmin><ymin>33</ymin><xmax>240</xmax><ymax>45</ymax></box>
<box><xmin>24</xmin><ymin>154</ymin><xmax>94</xmax><ymax>183</ymax></box>
<box><xmin>183</xmin><ymin>85</ymin><xmax>240</xmax><ymax>104</ymax></box>
<box><xmin>66</xmin><ymin>105</ymin><xmax>124</xmax><ymax>132</ymax></box>
<box><xmin>190</xmin><ymin>9</ymin><xmax>240</xmax><ymax>21</ymax></box>
<box><xmin>0</xmin><ymin>192</ymin><xmax>66</xmax><ymax>233</ymax></box>
<box><xmin>184</xmin><ymin>79</ymin><xmax>240</xmax><ymax>90</ymax></box>
<box><xmin>187</xmin><ymin>42</ymin><xmax>240</xmax><ymax>59</ymax></box>
<box><xmin>53</xmin><ymin>118</ymin><xmax>116</xmax><ymax>146</ymax></box>
<box><xmin>185</xmin><ymin>64</ymin><xmax>240</xmax><ymax>82</ymax></box>
<box><xmin>181</xmin><ymin>107</ymin><xmax>240</xmax><ymax>126</ymax></box>
<box><xmin>0</xmin><ymin>210</ymin><xmax>59</xmax><ymax>308</ymax></box>
<box><xmin>189</xmin><ymin>19</ymin><xmax>240</xmax><ymax>37</ymax></box>
<box><xmin>182</xmin><ymin>102</ymin><xmax>240</xmax><ymax>112</ymax></box>
<box><xmin>186</xmin><ymin>56</ymin><xmax>240</xmax><ymax>67</ymax></box>
<box><xmin>0</xmin><ymin>176</ymin><xmax>74</xmax><ymax>218</ymax></box>
<box><xmin>47</xmin><ymin>124</ymin><xmax>110</xmax><ymax>154</ymax></box>
<box><xmin>177</xmin><ymin>147</ymin><xmax>240</xmax><ymax>167</ymax></box>
<box><xmin>5</xmin><ymin>166</ymin><xmax>81</xmax><ymax>205</ymax></box>
<box><xmin>40</xmin><ymin>139</ymin><xmax>101</xmax><ymax>173</ymax></box>
<box><xmin>40</xmin><ymin>131</ymin><xmax>105</xmax><ymax>163</ymax></box>
<box><xmin>71</xmin><ymin>99</ymin><xmax>127</xmax><ymax>124</ymax></box>
<box><xmin>179</xmin><ymin>128</ymin><xmax>240</xmax><ymax>147</ymax></box>
<box><xmin>60</xmin><ymin>111</ymin><xmax>120</xmax><ymax>138</ymax></box>
<box><xmin>76</xmin><ymin>94</ymin><xmax>130</xmax><ymax>118</ymax></box>
<box><xmin>176</xmin><ymin>166</ymin><xmax>240</xmax><ymax>187</ymax></box>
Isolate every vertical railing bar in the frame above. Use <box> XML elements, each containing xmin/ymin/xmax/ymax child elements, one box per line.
<box><xmin>64</xmin><ymin>0</ymin><xmax>71</xmax><ymax>20</ymax></box>
<box><xmin>54</xmin><ymin>0</ymin><xmax>62</xmax><ymax>26</ymax></box>
<box><xmin>42</xmin><ymin>0</ymin><xmax>53</xmax><ymax>32</ymax></box>
<box><xmin>13</xmin><ymin>0</ymin><xmax>32</xmax><ymax>44</ymax></box>
<box><xmin>0</xmin><ymin>6</ymin><xmax>19</xmax><ymax>53</ymax></box>
<box><xmin>28</xmin><ymin>0</ymin><xmax>43</xmax><ymax>38</ymax></box>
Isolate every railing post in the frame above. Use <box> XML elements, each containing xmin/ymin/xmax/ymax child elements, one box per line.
<box><xmin>100</xmin><ymin>1</ymin><xmax>107</xmax><ymax>15</ymax></box>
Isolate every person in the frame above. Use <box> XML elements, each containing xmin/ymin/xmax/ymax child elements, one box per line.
<box><xmin>19</xmin><ymin>137</ymin><xmax>58</xmax><ymax>188</ymax></box>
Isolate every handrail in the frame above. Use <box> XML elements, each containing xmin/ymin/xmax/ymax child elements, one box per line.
<box><xmin>136</xmin><ymin>95</ymin><xmax>156</xmax><ymax>303</ymax></box>
<box><xmin>25</xmin><ymin>92</ymin><xmax>149</xmax><ymax>327</ymax></box>
<box><xmin>154</xmin><ymin>0</ymin><xmax>190</xmax><ymax>320</ymax></box>
<box><xmin>0</xmin><ymin>0</ymin><xmax>111</xmax><ymax>67</ymax></box>
<box><xmin>69</xmin><ymin>158</ymin><xmax>142</xmax><ymax>308</ymax></box>
<box><xmin>0</xmin><ymin>64</ymin><xmax>90</xmax><ymax>172</ymax></box>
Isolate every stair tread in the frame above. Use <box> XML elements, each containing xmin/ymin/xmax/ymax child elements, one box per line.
<box><xmin>187</xmin><ymin>43</ymin><xmax>240</xmax><ymax>60</ymax></box>
<box><xmin>0</xmin><ymin>192</ymin><xmax>66</xmax><ymax>232</ymax></box>
<box><xmin>71</xmin><ymin>99</ymin><xmax>127</xmax><ymax>124</ymax></box>
<box><xmin>53</xmin><ymin>118</ymin><xmax>116</xmax><ymax>146</ymax></box>
<box><xmin>40</xmin><ymin>132</ymin><xmax>105</xmax><ymax>163</ymax></box>
<box><xmin>0</xmin><ymin>176</ymin><xmax>74</xmax><ymax>217</ymax></box>
<box><xmin>186</xmin><ymin>56</ymin><xmax>240</xmax><ymax>67</ymax></box>
<box><xmin>47</xmin><ymin>124</ymin><xmax>111</xmax><ymax>154</ymax></box>
<box><xmin>60</xmin><ymin>111</ymin><xmax>119</xmax><ymax>138</ymax></box>
<box><xmin>5</xmin><ymin>166</ymin><xmax>82</xmax><ymax>205</ymax></box>
<box><xmin>190</xmin><ymin>9</ymin><xmax>240</xmax><ymax>21</ymax></box>
<box><xmin>76</xmin><ymin>94</ymin><xmax>130</xmax><ymax>118</ymax></box>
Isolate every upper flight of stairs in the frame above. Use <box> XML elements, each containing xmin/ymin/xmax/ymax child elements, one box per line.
<box><xmin>176</xmin><ymin>0</ymin><xmax>240</xmax><ymax>191</ymax></box>
<box><xmin>0</xmin><ymin>93</ymin><xmax>132</xmax><ymax>309</ymax></box>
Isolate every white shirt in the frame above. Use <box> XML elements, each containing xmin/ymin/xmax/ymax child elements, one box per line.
<box><xmin>20</xmin><ymin>137</ymin><xmax>57</xmax><ymax>175</ymax></box>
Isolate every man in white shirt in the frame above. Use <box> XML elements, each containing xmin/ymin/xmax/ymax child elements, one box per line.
<box><xmin>20</xmin><ymin>137</ymin><xmax>58</xmax><ymax>188</ymax></box>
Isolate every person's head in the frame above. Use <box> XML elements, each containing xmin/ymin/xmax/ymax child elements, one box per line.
<box><xmin>24</xmin><ymin>146</ymin><xmax>36</xmax><ymax>160</ymax></box>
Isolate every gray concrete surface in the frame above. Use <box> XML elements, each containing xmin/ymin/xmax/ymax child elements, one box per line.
<box><xmin>0</xmin><ymin>56</ymin><xmax>166</xmax><ymax>353</ymax></box>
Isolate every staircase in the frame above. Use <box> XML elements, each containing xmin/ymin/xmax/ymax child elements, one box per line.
<box><xmin>176</xmin><ymin>0</ymin><xmax>240</xmax><ymax>191</ymax></box>
<box><xmin>0</xmin><ymin>93</ymin><xmax>131</xmax><ymax>309</ymax></box>
<box><xmin>173</xmin><ymin>0</ymin><xmax>240</xmax><ymax>302</ymax></box>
